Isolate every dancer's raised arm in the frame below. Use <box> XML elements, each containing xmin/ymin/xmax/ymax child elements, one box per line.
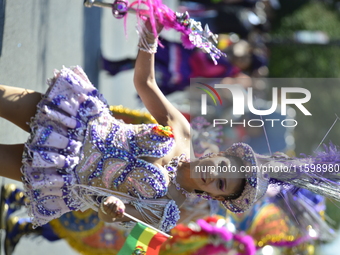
<box><xmin>133</xmin><ymin>20</ymin><xmax>190</xmax><ymax>137</ymax></box>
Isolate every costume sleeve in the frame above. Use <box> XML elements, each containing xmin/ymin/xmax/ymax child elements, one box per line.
<box><xmin>130</xmin><ymin>199</ymin><xmax>181</xmax><ymax>232</ymax></box>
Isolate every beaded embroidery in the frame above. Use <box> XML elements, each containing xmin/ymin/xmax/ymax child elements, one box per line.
<box><xmin>164</xmin><ymin>154</ymin><xmax>191</xmax><ymax>197</ymax></box>
<box><xmin>221</xmin><ymin>143</ymin><xmax>268</xmax><ymax>213</ymax></box>
<box><xmin>21</xmin><ymin>66</ymin><xmax>181</xmax><ymax>231</ymax></box>
<box><xmin>159</xmin><ymin>200</ymin><xmax>181</xmax><ymax>232</ymax></box>
<box><xmin>75</xmin><ymin>118</ymin><xmax>172</xmax><ymax>200</ymax></box>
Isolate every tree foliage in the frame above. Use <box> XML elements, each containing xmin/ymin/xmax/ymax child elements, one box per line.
<box><xmin>268</xmin><ymin>1</ymin><xmax>340</xmax><ymax>154</ymax></box>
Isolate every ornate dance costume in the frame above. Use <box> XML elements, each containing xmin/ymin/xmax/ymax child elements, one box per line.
<box><xmin>16</xmin><ymin>0</ymin><xmax>340</xmax><ymax>241</ymax></box>
<box><xmin>19</xmin><ymin>1</ymin><xmax>228</xmax><ymax>230</ymax></box>
<box><xmin>21</xmin><ymin>66</ymin><xmax>180</xmax><ymax>232</ymax></box>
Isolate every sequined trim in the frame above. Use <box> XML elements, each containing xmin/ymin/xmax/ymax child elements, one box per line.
<box><xmin>130</xmin><ymin>124</ymin><xmax>174</xmax><ymax>158</ymax></box>
<box><xmin>80</xmin><ymin>119</ymin><xmax>170</xmax><ymax>199</ymax></box>
<box><xmin>21</xmin><ymin>66</ymin><xmax>109</xmax><ymax>228</ymax></box>
<box><xmin>22</xmin><ymin>66</ymin><xmax>177</xmax><ymax>229</ymax></box>
<box><xmin>36</xmin><ymin>125</ymin><xmax>53</xmax><ymax>146</ymax></box>
<box><xmin>222</xmin><ymin>143</ymin><xmax>269</xmax><ymax>213</ymax></box>
<box><xmin>159</xmin><ymin>200</ymin><xmax>181</xmax><ymax>232</ymax></box>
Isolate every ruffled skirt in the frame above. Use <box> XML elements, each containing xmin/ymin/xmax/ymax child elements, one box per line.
<box><xmin>21</xmin><ymin>66</ymin><xmax>109</xmax><ymax>227</ymax></box>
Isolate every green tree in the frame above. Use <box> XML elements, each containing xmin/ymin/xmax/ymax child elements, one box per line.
<box><xmin>269</xmin><ymin>1</ymin><xmax>340</xmax><ymax>154</ymax></box>
<box><xmin>269</xmin><ymin>1</ymin><xmax>340</xmax><ymax>233</ymax></box>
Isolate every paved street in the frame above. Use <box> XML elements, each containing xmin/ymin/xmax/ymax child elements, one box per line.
<box><xmin>0</xmin><ymin>1</ymin><xmax>139</xmax><ymax>254</ymax></box>
<box><xmin>0</xmin><ymin>0</ymin><xmax>177</xmax><ymax>254</ymax></box>
<box><xmin>0</xmin><ymin>2</ymin><xmax>86</xmax><ymax>254</ymax></box>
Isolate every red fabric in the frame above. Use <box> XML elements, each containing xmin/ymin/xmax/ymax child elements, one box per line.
<box><xmin>146</xmin><ymin>232</ymin><xmax>168</xmax><ymax>255</ymax></box>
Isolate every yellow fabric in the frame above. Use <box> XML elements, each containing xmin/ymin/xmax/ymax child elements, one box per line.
<box><xmin>135</xmin><ymin>226</ymin><xmax>157</xmax><ymax>252</ymax></box>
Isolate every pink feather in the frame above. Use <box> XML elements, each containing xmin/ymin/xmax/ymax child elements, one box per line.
<box><xmin>128</xmin><ymin>0</ymin><xmax>192</xmax><ymax>43</ymax></box>
<box><xmin>197</xmin><ymin>218</ymin><xmax>256</xmax><ymax>255</ymax></box>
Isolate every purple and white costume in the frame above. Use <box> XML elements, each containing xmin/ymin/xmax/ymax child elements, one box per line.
<box><xmin>21</xmin><ymin>66</ymin><xmax>180</xmax><ymax>232</ymax></box>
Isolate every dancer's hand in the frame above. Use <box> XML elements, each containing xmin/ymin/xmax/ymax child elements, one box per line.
<box><xmin>144</xmin><ymin>18</ymin><xmax>163</xmax><ymax>42</ymax></box>
<box><xmin>100</xmin><ymin>196</ymin><xmax>125</xmax><ymax>221</ymax></box>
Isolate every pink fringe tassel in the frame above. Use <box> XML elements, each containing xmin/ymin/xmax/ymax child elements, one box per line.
<box><xmin>127</xmin><ymin>0</ymin><xmax>195</xmax><ymax>48</ymax></box>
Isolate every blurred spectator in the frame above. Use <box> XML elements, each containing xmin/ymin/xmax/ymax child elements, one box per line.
<box><xmin>100</xmin><ymin>37</ymin><xmax>241</xmax><ymax>95</ymax></box>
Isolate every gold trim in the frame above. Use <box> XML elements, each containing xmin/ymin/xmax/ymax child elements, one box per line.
<box><xmin>109</xmin><ymin>105</ymin><xmax>157</xmax><ymax>124</ymax></box>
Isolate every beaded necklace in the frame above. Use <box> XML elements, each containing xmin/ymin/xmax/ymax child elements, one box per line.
<box><xmin>164</xmin><ymin>154</ymin><xmax>191</xmax><ymax>197</ymax></box>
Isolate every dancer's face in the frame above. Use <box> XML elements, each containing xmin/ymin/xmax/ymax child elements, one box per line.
<box><xmin>192</xmin><ymin>155</ymin><xmax>245</xmax><ymax>201</ymax></box>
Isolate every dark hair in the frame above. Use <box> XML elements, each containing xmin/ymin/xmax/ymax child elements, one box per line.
<box><xmin>194</xmin><ymin>178</ymin><xmax>246</xmax><ymax>201</ymax></box>
<box><xmin>225</xmin><ymin>155</ymin><xmax>244</xmax><ymax>167</ymax></box>
<box><xmin>223</xmin><ymin>178</ymin><xmax>246</xmax><ymax>200</ymax></box>
<box><xmin>220</xmin><ymin>155</ymin><xmax>246</xmax><ymax>200</ymax></box>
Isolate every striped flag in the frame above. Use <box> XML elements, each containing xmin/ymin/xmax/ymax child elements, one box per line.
<box><xmin>118</xmin><ymin>222</ymin><xmax>168</xmax><ymax>255</ymax></box>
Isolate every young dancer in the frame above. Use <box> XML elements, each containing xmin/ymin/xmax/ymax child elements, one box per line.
<box><xmin>1</xmin><ymin>1</ymin><xmax>340</xmax><ymax>235</ymax></box>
